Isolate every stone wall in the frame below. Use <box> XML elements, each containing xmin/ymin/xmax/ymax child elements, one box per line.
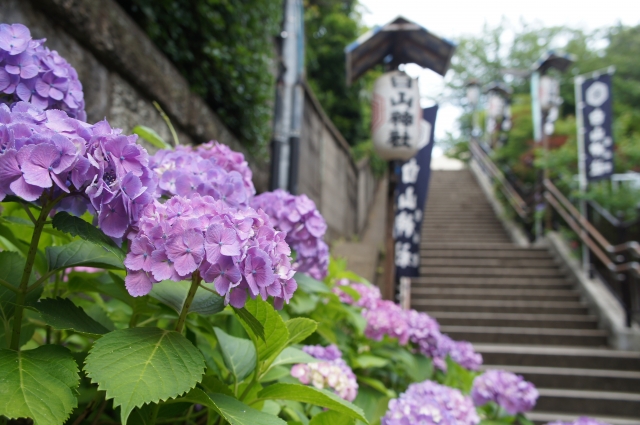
<box><xmin>1</xmin><ymin>0</ymin><xmax>378</xmax><ymax>240</ymax></box>
<box><xmin>299</xmin><ymin>83</ymin><xmax>377</xmax><ymax>240</ymax></box>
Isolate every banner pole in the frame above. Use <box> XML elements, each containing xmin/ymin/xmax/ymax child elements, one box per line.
<box><xmin>575</xmin><ymin>75</ymin><xmax>590</xmax><ymax>276</ymax></box>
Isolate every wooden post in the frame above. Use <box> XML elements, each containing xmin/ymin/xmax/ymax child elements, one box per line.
<box><xmin>382</xmin><ymin>161</ymin><xmax>397</xmax><ymax>301</ymax></box>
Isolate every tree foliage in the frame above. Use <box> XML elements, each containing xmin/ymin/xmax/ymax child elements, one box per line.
<box><xmin>118</xmin><ymin>0</ymin><xmax>283</xmax><ymax>149</ymax></box>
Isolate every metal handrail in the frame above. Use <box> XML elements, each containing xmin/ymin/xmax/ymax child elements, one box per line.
<box><xmin>469</xmin><ymin>139</ymin><xmax>529</xmax><ymax>220</ymax></box>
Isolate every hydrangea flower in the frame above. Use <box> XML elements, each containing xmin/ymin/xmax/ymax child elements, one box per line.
<box><xmin>251</xmin><ymin>189</ymin><xmax>328</xmax><ymax>279</ymax></box>
<box><xmin>382</xmin><ymin>380</ymin><xmax>480</xmax><ymax>425</ymax></box>
<box><xmin>151</xmin><ymin>141</ymin><xmax>255</xmax><ymax>206</ymax></box>
<box><xmin>546</xmin><ymin>418</ymin><xmax>612</xmax><ymax>425</ymax></box>
<box><xmin>290</xmin><ymin>344</ymin><xmax>358</xmax><ymax>401</ymax></box>
<box><xmin>0</xmin><ymin>102</ymin><xmax>155</xmax><ymax>237</ymax></box>
<box><xmin>124</xmin><ymin>194</ymin><xmax>296</xmax><ymax>308</ymax></box>
<box><xmin>0</xmin><ymin>23</ymin><xmax>86</xmax><ymax>120</ymax></box>
<box><xmin>333</xmin><ymin>278</ymin><xmax>381</xmax><ymax>309</ymax></box>
<box><xmin>336</xmin><ymin>279</ymin><xmax>482</xmax><ymax>372</ymax></box>
<box><xmin>471</xmin><ymin>370</ymin><xmax>539</xmax><ymax>414</ymax></box>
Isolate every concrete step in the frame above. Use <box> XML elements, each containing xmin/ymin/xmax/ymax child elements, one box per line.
<box><xmin>420</xmin><ymin>242</ymin><xmax>529</xmax><ymax>250</ymax></box>
<box><xmin>412</xmin><ymin>276</ymin><xmax>571</xmax><ymax>288</ymax></box>
<box><xmin>419</xmin><ymin>249</ymin><xmax>552</xmax><ymax>259</ymax></box>
<box><xmin>419</xmin><ymin>258</ymin><xmax>559</xmax><ymax>268</ymax></box>
<box><xmin>528</xmin><ymin>411</ymin><xmax>640</xmax><ymax>425</ymax></box>
<box><xmin>484</xmin><ymin>364</ymin><xmax>640</xmax><ymax>393</ymax></box>
<box><xmin>535</xmin><ymin>388</ymin><xmax>640</xmax><ymax>418</ymax></box>
<box><xmin>430</xmin><ymin>312</ymin><xmax>598</xmax><ymax>329</ymax></box>
<box><xmin>440</xmin><ymin>325</ymin><xmax>608</xmax><ymax>346</ymax></box>
<box><xmin>411</xmin><ymin>287</ymin><xmax>580</xmax><ymax>302</ymax></box>
<box><xmin>474</xmin><ymin>344</ymin><xmax>640</xmax><ymax>371</ymax></box>
<box><xmin>413</xmin><ymin>299</ymin><xmax>589</xmax><ymax>315</ymax></box>
<box><xmin>419</xmin><ymin>266</ymin><xmax>566</xmax><ymax>277</ymax></box>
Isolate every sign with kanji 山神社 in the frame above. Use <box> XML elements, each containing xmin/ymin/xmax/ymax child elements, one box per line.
<box><xmin>371</xmin><ymin>70</ymin><xmax>422</xmax><ymax>161</ymax></box>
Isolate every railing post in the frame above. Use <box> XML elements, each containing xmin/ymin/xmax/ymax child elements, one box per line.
<box><xmin>615</xmin><ymin>211</ymin><xmax>633</xmax><ymax>327</ymax></box>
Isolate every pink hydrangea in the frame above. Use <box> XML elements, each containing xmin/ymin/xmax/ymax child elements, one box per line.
<box><xmin>291</xmin><ymin>345</ymin><xmax>358</xmax><ymax>401</ymax></box>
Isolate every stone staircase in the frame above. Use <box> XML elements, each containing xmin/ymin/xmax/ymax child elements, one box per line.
<box><xmin>413</xmin><ymin>169</ymin><xmax>640</xmax><ymax>425</ymax></box>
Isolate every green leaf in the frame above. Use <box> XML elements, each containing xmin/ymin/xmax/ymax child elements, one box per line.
<box><xmin>257</xmin><ymin>383</ymin><xmax>367</xmax><ymax>423</ymax></box>
<box><xmin>52</xmin><ymin>212</ymin><xmax>124</xmax><ymax>260</ymax></box>
<box><xmin>285</xmin><ymin>318</ymin><xmax>317</xmax><ymax>345</ymax></box>
<box><xmin>353</xmin><ymin>355</ymin><xmax>388</xmax><ymax>369</ymax></box>
<box><xmin>442</xmin><ymin>357</ymin><xmax>477</xmax><ymax>394</ymax></box>
<box><xmin>0</xmin><ymin>251</ymin><xmax>39</xmax><ymax>322</ymax></box>
<box><xmin>0</xmin><ymin>345</ymin><xmax>80</xmax><ymax>425</ymax></box>
<box><xmin>31</xmin><ymin>297</ymin><xmax>109</xmax><ymax>336</ymax></box>
<box><xmin>310</xmin><ymin>411</ymin><xmax>355</xmax><ymax>425</ymax></box>
<box><xmin>176</xmin><ymin>388</ymin><xmax>286</xmax><ymax>425</ymax></box>
<box><xmin>260</xmin><ymin>365</ymin><xmax>290</xmax><ymax>383</ymax></box>
<box><xmin>356</xmin><ymin>376</ymin><xmax>395</xmax><ymax>398</ymax></box>
<box><xmin>46</xmin><ymin>240</ymin><xmax>124</xmax><ymax>271</ymax></box>
<box><xmin>238</xmin><ymin>299</ymin><xmax>289</xmax><ymax>362</ymax></box>
<box><xmin>271</xmin><ymin>347</ymin><xmax>318</xmax><ymax>368</ymax></box>
<box><xmin>133</xmin><ymin>125</ymin><xmax>171</xmax><ymax>149</ymax></box>
<box><xmin>214</xmin><ymin>327</ymin><xmax>256</xmax><ymax>382</ymax></box>
<box><xmin>150</xmin><ymin>280</ymin><xmax>225</xmax><ymax>315</ymax></box>
<box><xmin>233</xmin><ymin>305</ymin><xmax>266</xmax><ymax>341</ymax></box>
<box><xmin>295</xmin><ymin>273</ymin><xmax>331</xmax><ymax>293</ymax></box>
<box><xmin>84</xmin><ymin>327</ymin><xmax>205</xmax><ymax>424</ymax></box>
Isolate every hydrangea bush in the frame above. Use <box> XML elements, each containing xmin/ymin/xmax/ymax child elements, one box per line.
<box><xmin>0</xmin><ymin>22</ymin><xmax>600</xmax><ymax>425</ymax></box>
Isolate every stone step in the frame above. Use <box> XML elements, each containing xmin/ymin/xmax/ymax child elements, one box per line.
<box><xmin>419</xmin><ymin>249</ymin><xmax>552</xmax><ymax>259</ymax></box>
<box><xmin>440</xmin><ymin>325</ymin><xmax>608</xmax><ymax>346</ymax></box>
<box><xmin>419</xmin><ymin>258</ymin><xmax>559</xmax><ymax>268</ymax></box>
<box><xmin>484</xmin><ymin>364</ymin><xmax>640</xmax><ymax>393</ymax></box>
<box><xmin>535</xmin><ymin>388</ymin><xmax>640</xmax><ymax>418</ymax></box>
<box><xmin>420</xmin><ymin>242</ymin><xmax>531</xmax><ymax>250</ymax></box>
<box><xmin>528</xmin><ymin>412</ymin><xmax>640</xmax><ymax>425</ymax></box>
<box><xmin>413</xmin><ymin>299</ymin><xmax>589</xmax><ymax>315</ymax></box>
<box><xmin>411</xmin><ymin>277</ymin><xmax>572</xmax><ymax>289</ymax></box>
<box><xmin>411</xmin><ymin>287</ymin><xmax>580</xmax><ymax>302</ymax></box>
<box><xmin>419</xmin><ymin>266</ymin><xmax>566</xmax><ymax>277</ymax></box>
<box><xmin>430</xmin><ymin>312</ymin><xmax>598</xmax><ymax>329</ymax></box>
<box><xmin>474</xmin><ymin>344</ymin><xmax>640</xmax><ymax>371</ymax></box>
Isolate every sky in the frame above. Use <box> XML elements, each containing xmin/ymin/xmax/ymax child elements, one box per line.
<box><xmin>359</xmin><ymin>0</ymin><xmax>640</xmax><ymax>156</ymax></box>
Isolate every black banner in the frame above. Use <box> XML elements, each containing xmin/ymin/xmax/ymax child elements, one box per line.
<box><xmin>394</xmin><ymin>105</ymin><xmax>438</xmax><ymax>278</ymax></box>
<box><xmin>581</xmin><ymin>74</ymin><xmax>614</xmax><ymax>181</ymax></box>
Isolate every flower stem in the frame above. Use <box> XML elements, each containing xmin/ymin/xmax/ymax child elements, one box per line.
<box><xmin>10</xmin><ymin>200</ymin><xmax>53</xmax><ymax>350</ymax></box>
<box><xmin>175</xmin><ymin>272</ymin><xmax>200</xmax><ymax>333</ymax></box>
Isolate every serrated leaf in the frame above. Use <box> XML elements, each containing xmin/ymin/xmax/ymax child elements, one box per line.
<box><xmin>214</xmin><ymin>327</ymin><xmax>256</xmax><ymax>382</ymax></box>
<box><xmin>46</xmin><ymin>240</ymin><xmax>124</xmax><ymax>271</ymax></box>
<box><xmin>294</xmin><ymin>273</ymin><xmax>331</xmax><ymax>293</ymax></box>
<box><xmin>0</xmin><ymin>251</ymin><xmax>39</xmax><ymax>322</ymax></box>
<box><xmin>271</xmin><ymin>347</ymin><xmax>318</xmax><ymax>368</ymax></box>
<box><xmin>0</xmin><ymin>345</ymin><xmax>80</xmax><ymax>425</ymax></box>
<box><xmin>238</xmin><ymin>299</ymin><xmax>289</xmax><ymax>362</ymax></box>
<box><xmin>52</xmin><ymin>212</ymin><xmax>124</xmax><ymax>260</ymax></box>
<box><xmin>150</xmin><ymin>280</ymin><xmax>225</xmax><ymax>316</ymax></box>
<box><xmin>233</xmin><ymin>305</ymin><xmax>265</xmax><ymax>341</ymax></box>
<box><xmin>258</xmin><ymin>383</ymin><xmax>367</xmax><ymax>422</ymax></box>
<box><xmin>310</xmin><ymin>410</ymin><xmax>355</xmax><ymax>425</ymax></box>
<box><xmin>176</xmin><ymin>388</ymin><xmax>286</xmax><ymax>425</ymax></box>
<box><xmin>133</xmin><ymin>125</ymin><xmax>171</xmax><ymax>149</ymax></box>
<box><xmin>31</xmin><ymin>297</ymin><xmax>109</xmax><ymax>336</ymax></box>
<box><xmin>84</xmin><ymin>327</ymin><xmax>205</xmax><ymax>424</ymax></box>
<box><xmin>285</xmin><ymin>318</ymin><xmax>317</xmax><ymax>345</ymax></box>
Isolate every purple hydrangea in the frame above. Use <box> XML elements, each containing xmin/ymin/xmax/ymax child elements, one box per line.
<box><xmin>290</xmin><ymin>344</ymin><xmax>358</xmax><ymax>402</ymax></box>
<box><xmin>471</xmin><ymin>370</ymin><xmax>539</xmax><ymax>414</ymax></box>
<box><xmin>335</xmin><ymin>279</ymin><xmax>482</xmax><ymax>371</ymax></box>
<box><xmin>124</xmin><ymin>194</ymin><xmax>297</xmax><ymax>308</ymax></box>
<box><xmin>251</xmin><ymin>189</ymin><xmax>328</xmax><ymax>279</ymax></box>
<box><xmin>151</xmin><ymin>141</ymin><xmax>255</xmax><ymax>206</ymax></box>
<box><xmin>0</xmin><ymin>23</ymin><xmax>86</xmax><ymax>120</ymax></box>
<box><xmin>333</xmin><ymin>278</ymin><xmax>381</xmax><ymax>309</ymax></box>
<box><xmin>546</xmin><ymin>418</ymin><xmax>612</xmax><ymax>425</ymax></box>
<box><xmin>382</xmin><ymin>380</ymin><xmax>480</xmax><ymax>425</ymax></box>
<box><xmin>0</xmin><ymin>102</ymin><xmax>155</xmax><ymax>238</ymax></box>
